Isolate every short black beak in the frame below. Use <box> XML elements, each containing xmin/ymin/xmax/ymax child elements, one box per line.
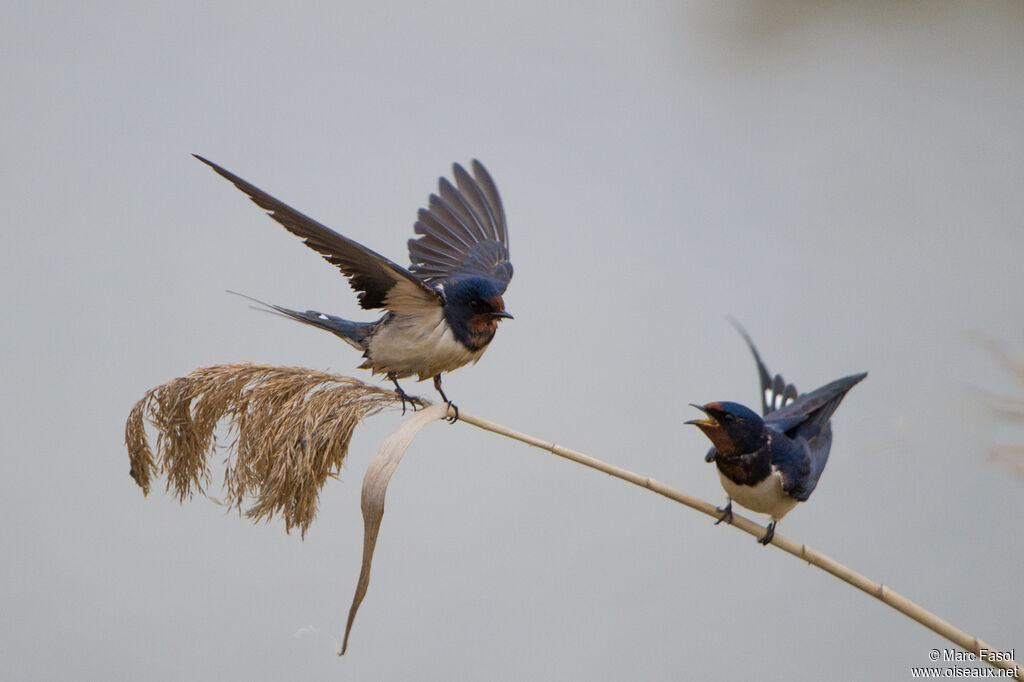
<box><xmin>684</xmin><ymin>403</ymin><xmax>715</xmax><ymax>427</ymax></box>
<box><xmin>491</xmin><ymin>311</ymin><xmax>514</xmax><ymax>320</ymax></box>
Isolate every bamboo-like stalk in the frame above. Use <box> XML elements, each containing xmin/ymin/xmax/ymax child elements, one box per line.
<box><xmin>124</xmin><ymin>365</ymin><xmax>1019</xmax><ymax>675</ymax></box>
<box><xmin>446</xmin><ymin>407</ymin><xmax>1021</xmax><ymax>679</ymax></box>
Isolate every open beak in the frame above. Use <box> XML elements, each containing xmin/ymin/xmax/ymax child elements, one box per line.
<box><xmin>684</xmin><ymin>403</ymin><xmax>718</xmax><ymax>429</ymax></box>
<box><xmin>491</xmin><ymin>311</ymin><xmax>514</xmax><ymax>320</ymax></box>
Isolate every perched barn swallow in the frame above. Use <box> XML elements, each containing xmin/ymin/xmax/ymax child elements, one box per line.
<box><xmin>194</xmin><ymin>155</ymin><xmax>513</xmax><ymax>420</ymax></box>
<box><xmin>687</xmin><ymin>325</ymin><xmax>866</xmax><ymax>544</ymax></box>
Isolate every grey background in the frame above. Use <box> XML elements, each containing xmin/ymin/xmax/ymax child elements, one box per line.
<box><xmin>2</xmin><ymin>2</ymin><xmax>1022</xmax><ymax>680</ymax></box>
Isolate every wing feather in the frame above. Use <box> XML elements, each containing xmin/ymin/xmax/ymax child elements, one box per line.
<box><xmin>470</xmin><ymin>160</ymin><xmax>507</xmax><ymax>245</ymax></box>
<box><xmin>195</xmin><ymin>155</ymin><xmax>440</xmax><ymax>312</ymax></box>
<box><xmin>408</xmin><ymin>161</ymin><xmax>512</xmax><ymax>287</ymax></box>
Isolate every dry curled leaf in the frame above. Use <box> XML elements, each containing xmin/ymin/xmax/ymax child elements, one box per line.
<box><xmin>341</xmin><ymin>402</ymin><xmax>447</xmax><ymax>655</ymax></box>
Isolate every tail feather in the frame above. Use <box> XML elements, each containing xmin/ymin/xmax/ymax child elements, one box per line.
<box><xmin>227</xmin><ymin>290</ymin><xmax>374</xmax><ymax>350</ymax></box>
<box><xmin>728</xmin><ymin>318</ymin><xmax>799</xmax><ymax>416</ymax></box>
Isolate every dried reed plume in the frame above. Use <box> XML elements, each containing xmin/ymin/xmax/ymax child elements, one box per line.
<box><xmin>125</xmin><ymin>363</ymin><xmax>406</xmax><ymax>535</ymax></box>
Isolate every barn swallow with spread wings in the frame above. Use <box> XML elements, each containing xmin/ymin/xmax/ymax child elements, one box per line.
<box><xmin>687</xmin><ymin>324</ymin><xmax>865</xmax><ymax>544</ymax></box>
<box><xmin>195</xmin><ymin>155</ymin><xmax>513</xmax><ymax>421</ymax></box>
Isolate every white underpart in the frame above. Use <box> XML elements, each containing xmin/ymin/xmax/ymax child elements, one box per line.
<box><xmin>718</xmin><ymin>467</ymin><xmax>800</xmax><ymax>521</ymax></box>
<box><xmin>365</xmin><ymin>307</ymin><xmax>486</xmax><ymax>380</ymax></box>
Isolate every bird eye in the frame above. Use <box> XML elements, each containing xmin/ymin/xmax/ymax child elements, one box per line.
<box><xmin>722</xmin><ymin>413</ymin><xmax>735</xmax><ymax>423</ymax></box>
<box><xmin>469</xmin><ymin>299</ymin><xmax>481</xmax><ymax>310</ymax></box>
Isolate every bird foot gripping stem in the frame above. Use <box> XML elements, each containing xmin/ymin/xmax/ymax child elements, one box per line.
<box><xmin>714</xmin><ymin>501</ymin><xmax>734</xmax><ymax>526</ymax></box>
<box><xmin>388</xmin><ymin>375</ymin><xmax>425</xmax><ymax>415</ymax></box>
<box><xmin>432</xmin><ymin>375</ymin><xmax>459</xmax><ymax>424</ymax></box>
<box><xmin>394</xmin><ymin>392</ymin><xmax>423</xmax><ymax>416</ymax></box>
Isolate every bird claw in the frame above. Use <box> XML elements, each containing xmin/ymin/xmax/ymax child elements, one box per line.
<box><xmin>432</xmin><ymin>375</ymin><xmax>458</xmax><ymax>423</ymax></box>
<box><xmin>758</xmin><ymin>521</ymin><xmax>776</xmax><ymax>545</ymax></box>
<box><xmin>714</xmin><ymin>501</ymin><xmax>733</xmax><ymax>526</ymax></box>
<box><xmin>392</xmin><ymin>387</ymin><xmax>422</xmax><ymax>415</ymax></box>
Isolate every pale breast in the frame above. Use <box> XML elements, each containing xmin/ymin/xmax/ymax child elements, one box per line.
<box><xmin>718</xmin><ymin>468</ymin><xmax>800</xmax><ymax>521</ymax></box>
<box><xmin>363</xmin><ymin>308</ymin><xmax>487</xmax><ymax>380</ymax></box>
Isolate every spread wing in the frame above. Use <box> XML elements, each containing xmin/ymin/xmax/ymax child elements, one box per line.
<box><xmin>770</xmin><ymin>372</ymin><xmax>867</xmax><ymax>499</ymax></box>
<box><xmin>731</xmin><ymin>320</ymin><xmax>798</xmax><ymax>416</ymax></box>
<box><xmin>407</xmin><ymin>160</ymin><xmax>512</xmax><ymax>289</ymax></box>
<box><xmin>195</xmin><ymin>155</ymin><xmax>440</xmax><ymax>312</ymax></box>
<box><xmin>769</xmin><ymin>373</ymin><xmax>867</xmax><ymax>437</ymax></box>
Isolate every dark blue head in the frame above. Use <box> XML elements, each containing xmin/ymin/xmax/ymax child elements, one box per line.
<box><xmin>687</xmin><ymin>401</ymin><xmax>766</xmax><ymax>456</ymax></box>
<box><xmin>443</xmin><ymin>277</ymin><xmax>513</xmax><ymax>350</ymax></box>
